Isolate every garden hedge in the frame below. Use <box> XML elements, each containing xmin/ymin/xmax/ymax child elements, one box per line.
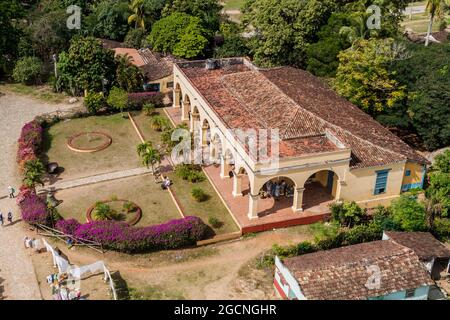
<box><xmin>56</xmin><ymin>216</ymin><xmax>208</xmax><ymax>253</ymax></box>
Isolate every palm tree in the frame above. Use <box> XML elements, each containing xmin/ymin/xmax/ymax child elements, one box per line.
<box><xmin>23</xmin><ymin>159</ymin><xmax>45</xmax><ymax>188</ymax></box>
<box><xmin>128</xmin><ymin>0</ymin><xmax>146</xmax><ymax>31</ymax></box>
<box><xmin>150</xmin><ymin>115</ymin><xmax>170</xmax><ymax>131</ymax></box>
<box><xmin>425</xmin><ymin>0</ymin><xmax>449</xmax><ymax>46</ymax></box>
<box><xmin>137</xmin><ymin>141</ymin><xmax>162</xmax><ymax>175</ymax></box>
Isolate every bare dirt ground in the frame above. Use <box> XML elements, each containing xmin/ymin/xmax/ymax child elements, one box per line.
<box><xmin>56</xmin><ymin>226</ymin><xmax>313</xmax><ymax>300</ymax></box>
<box><xmin>0</xmin><ymin>90</ymin><xmax>79</xmax><ymax>300</ymax></box>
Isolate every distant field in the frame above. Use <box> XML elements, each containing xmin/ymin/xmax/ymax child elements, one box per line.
<box><xmin>223</xmin><ymin>0</ymin><xmax>245</xmax><ymax>10</ymax></box>
<box><xmin>401</xmin><ymin>13</ymin><xmax>450</xmax><ymax>33</ymax></box>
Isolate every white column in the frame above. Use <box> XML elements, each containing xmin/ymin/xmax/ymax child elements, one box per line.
<box><xmin>248</xmin><ymin>193</ymin><xmax>259</xmax><ymax>219</ymax></box>
<box><xmin>232</xmin><ymin>174</ymin><xmax>243</xmax><ymax>197</ymax></box>
<box><xmin>292</xmin><ymin>187</ymin><xmax>305</xmax><ymax>213</ymax></box>
<box><xmin>182</xmin><ymin>102</ymin><xmax>190</xmax><ymax>121</ymax></box>
<box><xmin>173</xmin><ymin>89</ymin><xmax>181</xmax><ymax>108</ymax></box>
<box><xmin>335</xmin><ymin>180</ymin><xmax>344</xmax><ymax>203</ymax></box>
<box><xmin>220</xmin><ymin>155</ymin><xmax>227</xmax><ymax>178</ymax></box>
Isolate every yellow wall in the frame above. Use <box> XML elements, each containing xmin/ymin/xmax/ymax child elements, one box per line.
<box><xmin>340</xmin><ymin>162</ymin><xmax>406</xmax><ymax>208</ymax></box>
<box><xmin>402</xmin><ymin>162</ymin><xmax>424</xmax><ymax>186</ymax></box>
<box><xmin>148</xmin><ymin>74</ymin><xmax>174</xmax><ymax>94</ymax></box>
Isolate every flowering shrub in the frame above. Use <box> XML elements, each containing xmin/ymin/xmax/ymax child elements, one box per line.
<box><xmin>18</xmin><ymin>192</ymin><xmax>49</xmax><ymax>225</ymax></box>
<box><xmin>128</xmin><ymin>92</ymin><xmax>163</xmax><ymax>109</ymax></box>
<box><xmin>55</xmin><ymin>216</ymin><xmax>208</xmax><ymax>253</ymax></box>
<box><xmin>17</xmin><ymin>120</ymin><xmax>43</xmax><ymax>171</ymax></box>
<box><xmin>55</xmin><ymin>219</ymin><xmax>81</xmax><ymax>236</ymax></box>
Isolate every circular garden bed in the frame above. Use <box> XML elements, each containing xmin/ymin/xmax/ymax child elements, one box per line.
<box><xmin>67</xmin><ymin>132</ymin><xmax>112</xmax><ymax>153</ymax></box>
<box><xmin>86</xmin><ymin>199</ymin><xmax>142</xmax><ymax>226</ymax></box>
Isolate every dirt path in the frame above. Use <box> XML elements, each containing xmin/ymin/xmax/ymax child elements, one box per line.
<box><xmin>61</xmin><ymin>226</ymin><xmax>312</xmax><ymax>300</ymax></box>
<box><xmin>0</xmin><ymin>90</ymin><xmax>78</xmax><ymax>300</ymax></box>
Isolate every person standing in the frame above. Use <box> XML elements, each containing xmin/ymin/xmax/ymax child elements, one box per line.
<box><xmin>0</xmin><ymin>212</ymin><xmax>4</xmax><ymax>226</ymax></box>
<box><xmin>8</xmin><ymin>186</ymin><xmax>15</xmax><ymax>198</ymax></box>
<box><xmin>7</xmin><ymin>210</ymin><xmax>13</xmax><ymax>224</ymax></box>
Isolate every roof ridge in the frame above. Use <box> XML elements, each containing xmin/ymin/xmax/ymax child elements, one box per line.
<box><xmin>256</xmin><ymin>67</ymin><xmax>410</xmax><ymax>163</ymax></box>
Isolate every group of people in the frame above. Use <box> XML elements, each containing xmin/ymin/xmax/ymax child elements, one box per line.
<box><xmin>0</xmin><ymin>210</ymin><xmax>13</xmax><ymax>226</ymax></box>
<box><xmin>261</xmin><ymin>180</ymin><xmax>294</xmax><ymax>200</ymax></box>
<box><xmin>1</xmin><ymin>186</ymin><xmax>16</xmax><ymax>226</ymax></box>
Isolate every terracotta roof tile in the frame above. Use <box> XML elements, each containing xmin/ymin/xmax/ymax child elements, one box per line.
<box><xmin>178</xmin><ymin>58</ymin><xmax>428</xmax><ymax>168</ymax></box>
<box><xmin>138</xmin><ymin>48</ymin><xmax>176</xmax><ymax>81</ymax></box>
<box><xmin>283</xmin><ymin>240</ymin><xmax>434</xmax><ymax>300</ymax></box>
<box><xmin>385</xmin><ymin>231</ymin><xmax>450</xmax><ymax>260</ymax></box>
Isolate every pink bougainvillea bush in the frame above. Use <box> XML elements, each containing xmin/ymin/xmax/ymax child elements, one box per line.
<box><xmin>56</xmin><ymin>216</ymin><xmax>209</xmax><ymax>253</ymax></box>
<box><xmin>55</xmin><ymin>219</ymin><xmax>81</xmax><ymax>236</ymax></box>
<box><xmin>17</xmin><ymin>120</ymin><xmax>43</xmax><ymax>171</ymax></box>
<box><xmin>18</xmin><ymin>191</ymin><xmax>49</xmax><ymax>225</ymax></box>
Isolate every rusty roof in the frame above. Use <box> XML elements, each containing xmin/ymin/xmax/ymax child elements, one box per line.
<box><xmin>385</xmin><ymin>231</ymin><xmax>450</xmax><ymax>260</ymax></box>
<box><xmin>177</xmin><ymin>58</ymin><xmax>428</xmax><ymax>168</ymax></box>
<box><xmin>113</xmin><ymin>48</ymin><xmax>146</xmax><ymax>67</ymax></box>
<box><xmin>138</xmin><ymin>48</ymin><xmax>175</xmax><ymax>81</ymax></box>
<box><xmin>282</xmin><ymin>240</ymin><xmax>434</xmax><ymax>300</ymax></box>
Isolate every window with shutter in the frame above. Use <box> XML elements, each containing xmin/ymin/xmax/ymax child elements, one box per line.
<box><xmin>374</xmin><ymin>169</ymin><xmax>390</xmax><ymax>195</ymax></box>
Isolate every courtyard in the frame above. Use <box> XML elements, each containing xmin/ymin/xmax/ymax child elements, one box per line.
<box><xmin>42</xmin><ymin>110</ymin><xmax>239</xmax><ymax>236</ymax></box>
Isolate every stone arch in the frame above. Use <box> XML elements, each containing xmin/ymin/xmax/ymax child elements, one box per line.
<box><xmin>210</xmin><ymin>132</ymin><xmax>223</xmax><ymax>164</ymax></box>
<box><xmin>301</xmin><ymin>169</ymin><xmax>340</xmax><ymax>210</ymax></box>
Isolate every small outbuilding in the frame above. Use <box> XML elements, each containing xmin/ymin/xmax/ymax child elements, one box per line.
<box><xmin>274</xmin><ymin>240</ymin><xmax>434</xmax><ymax>300</ymax></box>
<box><xmin>383</xmin><ymin>231</ymin><xmax>450</xmax><ymax>280</ymax></box>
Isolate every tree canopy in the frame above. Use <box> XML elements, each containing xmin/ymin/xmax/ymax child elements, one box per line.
<box><xmin>147</xmin><ymin>12</ymin><xmax>208</xmax><ymax>58</ymax></box>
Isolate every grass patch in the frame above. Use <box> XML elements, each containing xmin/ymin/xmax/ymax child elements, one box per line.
<box><xmin>129</xmin><ymin>285</ymin><xmax>185</xmax><ymax>300</ymax></box>
<box><xmin>223</xmin><ymin>0</ymin><xmax>245</xmax><ymax>10</ymax></box>
<box><xmin>134</xmin><ymin>110</ymin><xmax>239</xmax><ymax>235</ymax></box>
<box><xmin>55</xmin><ymin>175</ymin><xmax>181</xmax><ymax>227</ymax></box>
<box><xmin>0</xmin><ymin>83</ymin><xmax>69</xmax><ymax>104</ymax></box>
<box><xmin>168</xmin><ymin>172</ymin><xmax>239</xmax><ymax>234</ymax></box>
<box><xmin>44</xmin><ymin>113</ymin><xmax>142</xmax><ymax>180</ymax></box>
<box><xmin>131</xmin><ymin>110</ymin><xmax>165</xmax><ymax>146</ymax></box>
<box><xmin>401</xmin><ymin>13</ymin><xmax>450</xmax><ymax>33</ymax></box>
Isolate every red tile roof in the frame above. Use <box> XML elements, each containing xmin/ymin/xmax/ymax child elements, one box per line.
<box><xmin>177</xmin><ymin>58</ymin><xmax>428</xmax><ymax>168</ymax></box>
<box><xmin>138</xmin><ymin>48</ymin><xmax>176</xmax><ymax>81</ymax></box>
<box><xmin>113</xmin><ymin>48</ymin><xmax>146</xmax><ymax>67</ymax></box>
<box><xmin>282</xmin><ymin>240</ymin><xmax>434</xmax><ymax>300</ymax></box>
<box><xmin>385</xmin><ymin>231</ymin><xmax>450</xmax><ymax>260</ymax></box>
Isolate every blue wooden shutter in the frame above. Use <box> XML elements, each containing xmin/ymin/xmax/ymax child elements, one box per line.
<box><xmin>374</xmin><ymin>170</ymin><xmax>390</xmax><ymax>195</ymax></box>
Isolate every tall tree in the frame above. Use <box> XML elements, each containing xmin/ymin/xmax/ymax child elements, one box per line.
<box><xmin>56</xmin><ymin>37</ymin><xmax>116</xmax><ymax>94</ymax></box>
<box><xmin>424</xmin><ymin>0</ymin><xmax>449</xmax><ymax>46</ymax></box>
<box><xmin>128</xmin><ymin>0</ymin><xmax>147</xmax><ymax>30</ymax></box>
<box><xmin>242</xmin><ymin>0</ymin><xmax>337</xmax><ymax>67</ymax></box>
<box><xmin>334</xmin><ymin>38</ymin><xmax>406</xmax><ymax>115</ymax></box>
<box><xmin>115</xmin><ymin>54</ymin><xmax>144</xmax><ymax>92</ymax></box>
<box><xmin>147</xmin><ymin>12</ymin><xmax>208</xmax><ymax>58</ymax></box>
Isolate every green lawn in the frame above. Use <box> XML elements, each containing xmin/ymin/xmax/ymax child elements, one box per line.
<box><xmin>134</xmin><ymin>110</ymin><xmax>239</xmax><ymax>235</ymax></box>
<box><xmin>44</xmin><ymin>113</ymin><xmax>142</xmax><ymax>180</ymax></box>
<box><xmin>167</xmin><ymin>172</ymin><xmax>239</xmax><ymax>235</ymax></box>
<box><xmin>0</xmin><ymin>83</ymin><xmax>69</xmax><ymax>104</ymax></box>
<box><xmin>55</xmin><ymin>175</ymin><xmax>181</xmax><ymax>227</ymax></box>
<box><xmin>131</xmin><ymin>111</ymin><xmax>164</xmax><ymax>147</ymax></box>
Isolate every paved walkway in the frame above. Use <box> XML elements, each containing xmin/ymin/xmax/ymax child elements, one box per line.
<box><xmin>0</xmin><ymin>90</ymin><xmax>77</xmax><ymax>300</ymax></box>
<box><xmin>39</xmin><ymin>167</ymin><xmax>153</xmax><ymax>192</ymax></box>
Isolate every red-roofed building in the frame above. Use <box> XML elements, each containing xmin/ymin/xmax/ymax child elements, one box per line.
<box><xmin>170</xmin><ymin>58</ymin><xmax>429</xmax><ymax>230</ymax></box>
